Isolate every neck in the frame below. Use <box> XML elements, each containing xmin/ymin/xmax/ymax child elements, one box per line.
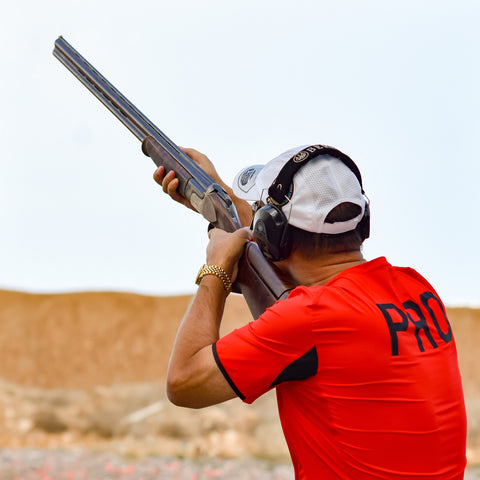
<box><xmin>278</xmin><ymin>249</ymin><xmax>366</xmax><ymax>287</ymax></box>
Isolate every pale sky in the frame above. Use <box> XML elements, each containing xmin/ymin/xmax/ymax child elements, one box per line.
<box><xmin>1</xmin><ymin>0</ymin><xmax>479</xmax><ymax>306</ymax></box>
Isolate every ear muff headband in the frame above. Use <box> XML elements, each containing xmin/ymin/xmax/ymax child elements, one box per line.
<box><xmin>268</xmin><ymin>144</ymin><xmax>365</xmax><ymax>206</ymax></box>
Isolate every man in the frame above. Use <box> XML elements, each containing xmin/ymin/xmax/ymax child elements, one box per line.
<box><xmin>153</xmin><ymin>144</ymin><xmax>467</xmax><ymax>479</ymax></box>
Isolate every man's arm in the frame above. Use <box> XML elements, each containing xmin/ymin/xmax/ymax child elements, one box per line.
<box><xmin>166</xmin><ymin>227</ymin><xmax>252</xmax><ymax>408</ymax></box>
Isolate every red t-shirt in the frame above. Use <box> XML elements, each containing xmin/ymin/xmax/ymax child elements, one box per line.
<box><xmin>213</xmin><ymin>257</ymin><xmax>467</xmax><ymax>479</ymax></box>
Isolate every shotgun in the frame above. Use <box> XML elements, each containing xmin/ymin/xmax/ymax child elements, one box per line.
<box><xmin>52</xmin><ymin>36</ymin><xmax>291</xmax><ymax>319</ymax></box>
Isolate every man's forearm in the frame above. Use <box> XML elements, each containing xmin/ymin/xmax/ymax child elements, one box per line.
<box><xmin>172</xmin><ymin>276</ymin><xmax>226</xmax><ymax>357</ymax></box>
<box><xmin>166</xmin><ymin>275</ymin><xmax>236</xmax><ymax>407</ymax></box>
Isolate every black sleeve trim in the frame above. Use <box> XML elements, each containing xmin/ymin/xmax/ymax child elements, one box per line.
<box><xmin>212</xmin><ymin>343</ymin><xmax>246</xmax><ymax>401</ymax></box>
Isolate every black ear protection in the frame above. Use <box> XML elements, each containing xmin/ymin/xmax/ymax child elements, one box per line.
<box><xmin>252</xmin><ymin>145</ymin><xmax>370</xmax><ymax>262</ymax></box>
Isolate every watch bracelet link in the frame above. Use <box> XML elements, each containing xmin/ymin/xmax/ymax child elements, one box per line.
<box><xmin>195</xmin><ymin>264</ymin><xmax>232</xmax><ymax>294</ymax></box>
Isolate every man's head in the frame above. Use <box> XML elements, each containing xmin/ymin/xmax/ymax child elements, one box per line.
<box><xmin>232</xmin><ymin>145</ymin><xmax>370</xmax><ymax>261</ymax></box>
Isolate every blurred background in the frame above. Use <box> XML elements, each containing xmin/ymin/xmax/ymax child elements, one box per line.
<box><xmin>1</xmin><ymin>0</ymin><xmax>479</xmax><ymax>304</ymax></box>
<box><xmin>0</xmin><ymin>0</ymin><xmax>478</xmax><ymax>476</ymax></box>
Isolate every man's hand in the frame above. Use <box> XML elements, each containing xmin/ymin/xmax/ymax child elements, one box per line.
<box><xmin>153</xmin><ymin>147</ymin><xmax>253</xmax><ymax>227</ymax></box>
<box><xmin>153</xmin><ymin>147</ymin><xmax>221</xmax><ymax>212</ymax></box>
<box><xmin>206</xmin><ymin>227</ymin><xmax>253</xmax><ymax>284</ymax></box>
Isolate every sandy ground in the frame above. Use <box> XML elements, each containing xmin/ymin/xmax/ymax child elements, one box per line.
<box><xmin>0</xmin><ymin>289</ymin><xmax>478</xmax><ymax>476</ymax></box>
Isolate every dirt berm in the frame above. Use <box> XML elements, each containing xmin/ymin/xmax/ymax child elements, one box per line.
<box><xmin>0</xmin><ymin>289</ymin><xmax>478</xmax><ymax>464</ymax></box>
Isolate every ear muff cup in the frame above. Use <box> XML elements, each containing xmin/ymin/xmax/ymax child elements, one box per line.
<box><xmin>252</xmin><ymin>204</ymin><xmax>292</xmax><ymax>261</ymax></box>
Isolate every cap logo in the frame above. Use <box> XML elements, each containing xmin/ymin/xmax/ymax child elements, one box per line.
<box><xmin>240</xmin><ymin>167</ymin><xmax>256</xmax><ymax>186</ymax></box>
<box><xmin>237</xmin><ymin>167</ymin><xmax>259</xmax><ymax>193</ymax></box>
<box><xmin>292</xmin><ymin>151</ymin><xmax>309</xmax><ymax>163</ymax></box>
<box><xmin>292</xmin><ymin>145</ymin><xmax>327</xmax><ymax>163</ymax></box>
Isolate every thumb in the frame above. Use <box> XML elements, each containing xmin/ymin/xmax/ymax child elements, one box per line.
<box><xmin>234</xmin><ymin>226</ymin><xmax>254</xmax><ymax>242</ymax></box>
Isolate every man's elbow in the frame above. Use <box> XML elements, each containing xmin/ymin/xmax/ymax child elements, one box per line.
<box><xmin>166</xmin><ymin>370</ymin><xmax>187</xmax><ymax>406</ymax></box>
<box><xmin>166</xmin><ymin>370</ymin><xmax>204</xmax><ymax>409</ymax></box>
<box><xmin>166</xmin><ymin>382</ymin><xmax>190</xmax><ymax>408</ymax></box>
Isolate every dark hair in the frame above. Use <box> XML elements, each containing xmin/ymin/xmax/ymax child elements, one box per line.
<box><xmin>290</xmin><ymin>202</ymin><xmax>364</xmax><ymax>257</ymax></box>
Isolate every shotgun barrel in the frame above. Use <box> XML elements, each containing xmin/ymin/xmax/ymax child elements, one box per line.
<box><xmin>53</xmin><ymin>36</ymin><xmax>291</xmax><ymax>318</ymax></box>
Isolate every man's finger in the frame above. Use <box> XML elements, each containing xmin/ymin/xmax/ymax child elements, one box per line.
<box><xmin>166</xmin><ymin>177</ymin><xmax>179</xmax><ymax>196</ymax></box>
<box><xmin>153</xmin><ymin>166</ymin><xmax>165</xmax><ymax>185</ymax></box>
<box><xmin>208</xmin><ymin>227</ymin><xmax>221</xmax><ymax>240</ymax></box>
<box><xmin>161</xmin><ymin>170</ymin><xmax>176</xmax><ymax>194</ymax></box>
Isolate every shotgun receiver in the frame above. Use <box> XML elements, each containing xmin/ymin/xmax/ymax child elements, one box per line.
<box><xmin>52</xmin><ymin>36</ymin><xmax>291</xmax><ymax>319</ymax></box>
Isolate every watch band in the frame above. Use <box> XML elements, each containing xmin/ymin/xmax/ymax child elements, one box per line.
<box><xmin>195</xmin><ymin>264</ymin><xmax>232</xmax><ymax>294</ymax></box>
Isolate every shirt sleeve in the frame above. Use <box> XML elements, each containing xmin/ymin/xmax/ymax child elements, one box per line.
<box><xmin>213</xmin><ymin>287</ymin><xmax>319</xmax><ymax>404</ymax></box>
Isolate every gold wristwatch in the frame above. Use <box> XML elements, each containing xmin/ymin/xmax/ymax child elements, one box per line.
<box><xmin>195</xmin><ymin>264</ymin><xmax>232</xmax><ymax>294</ymax></box>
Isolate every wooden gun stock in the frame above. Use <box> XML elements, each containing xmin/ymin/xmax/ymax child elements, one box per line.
<box><xmin>237</xmin><ymin>242</ymin><xmax>291</xmax><ymax>319</ymax></box>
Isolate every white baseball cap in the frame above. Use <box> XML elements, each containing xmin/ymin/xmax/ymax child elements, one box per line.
<box><xmin>232</xmin><ymin>145</ymin><xmax>367</xmax><ymax>234</ymax></box>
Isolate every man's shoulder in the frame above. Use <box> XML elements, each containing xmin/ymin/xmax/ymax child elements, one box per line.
<box><xmin>329</xmin><ymin>256</ymin><xmax>431</xmax><ymax>287</ymax></box>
